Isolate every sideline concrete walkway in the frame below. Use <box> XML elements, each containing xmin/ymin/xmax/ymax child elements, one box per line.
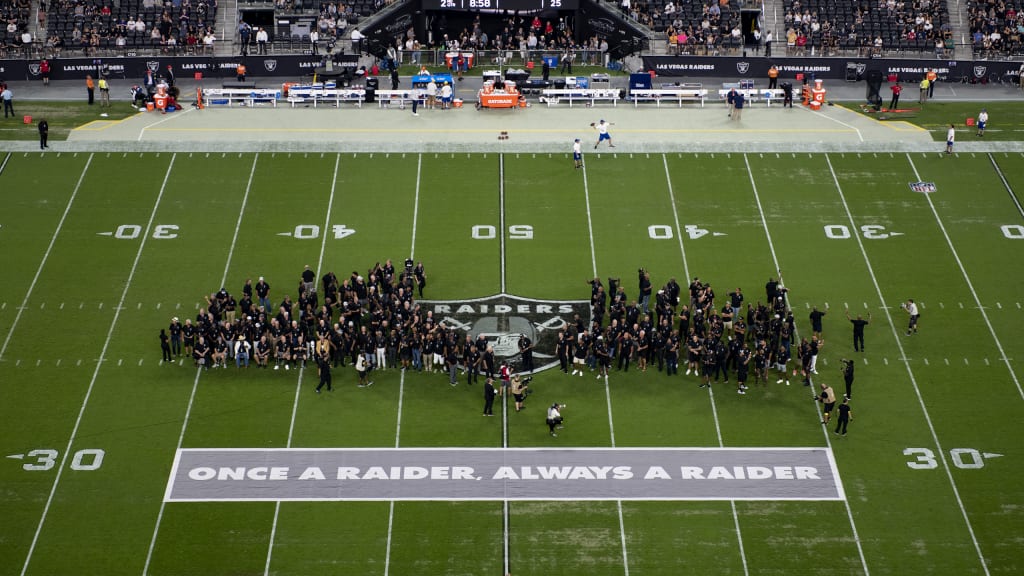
<box><xmin>3</xmin><ymin>74</ymin><xmax>1023</xmax><ymax>152</ymax></box>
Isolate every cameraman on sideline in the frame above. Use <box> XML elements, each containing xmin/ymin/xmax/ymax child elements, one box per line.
<box><xmin>546</xmin><ymin>403</ymin><xmax>564</xmax><ymax>437</ymax></box>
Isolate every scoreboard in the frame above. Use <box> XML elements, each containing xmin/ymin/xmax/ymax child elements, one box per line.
<box><xmin>423</xmin><ymin>0</ymin><xmax>577</xmax><ymax>10</ymax></box>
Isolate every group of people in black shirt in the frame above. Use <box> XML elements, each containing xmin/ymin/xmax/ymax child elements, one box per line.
<box><xmin>163</xmin><ymin>259</ymin><xmax>442</xmax><ymax>380</ymax></box>
<box><xmin>557</xmin><ymin>270</ymin><xmax>828</xmax><ymax>396</ymax></box>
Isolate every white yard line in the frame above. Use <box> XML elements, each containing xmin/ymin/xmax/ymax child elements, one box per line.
<box><xmin>801</xmin><ymin>104</ymin><xmax>864</xmax><ymax>142</ymax></box>
<box><xmin>1</xmin><ymin>154</ymin><xmax>93</xmax><ymax>362</ymax></box>
<box><xmin>988</xmin><ymin>153</ymin><xmax>1024</xmax><ymax>219</ymax></box>
<box><xmin>143</xmin><ymin>152</ymin><xmax>259</xmax><ymax>576</ymax></box>
<box><xmin>23</xmin><ymin>154</ymin><xmax>175</xmax><ymax>576</ymax></box>
<box><xmin>499</xmin><ymin>153</ymin><xmax>507</xmax><ymax>293</ymax></box>
<box><xmin>906</xmin><ymin>154</ymin><xmax>1022</xmax><ymax>400</ymax></box>
<box><xmin>385</xmin><ymin>154</ymin><xmax>419</xmax><ymax>576</ymax></box>
<box><xmin>664</xmin><ymin>154</ymin><xmax>749</xmax><ymax>576</ymax></box>
<box><xmin>824</xmin><ymin>153</ymin><xmax>987</xmax><ymax>575</ymax></box>
<box><xmin>745</xmin><ymin>154</ymin><xmax>871</xmax><ymax>576</ymax></box>
<box><xmin>263</xmin><ymin>153</ymin><xmax>340</xmax><ymax>576</ymax></box>
<box><xmin>583</xmin><ymin>160</ymin><xmax>630</xmax><ymax>576</ymax></box>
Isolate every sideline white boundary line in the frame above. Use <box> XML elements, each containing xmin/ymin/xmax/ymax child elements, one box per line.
<box><xmin>663</xmin><ymin>154</ymin><xmax>749</xmax><ymax>576</ymax></box>
<box><xmin>1</xmin><ymin>154</ymin><xmax>93</xmax><ymax>362</ymax></box>
<box><xmin>499</xmin><ymin>153</ymin><xmax>506</xmax><ymax>293</ymax></box>
<box><xmin>142</xmin><ymin>152</ymin><xmax>259</xmax><ymax>576</ymax></box>
<box><xmin>744</xmin><ymin>153</ymin><xmax>871</xmax><ymax>576</ymax></box>
<box><xmin>21</xmin><ymin>154</ymin><xmax>176</xmax><ymax>576</ymax></box>
<box><xmin>824</xmin><ymin>152</ymin><xmax>987</xmax><ymax>575</ymax></box>
<box><xmin>384</xmin><ymin>153</ymin><xmax>419</xmax><ymax>576</ymax></box>
<box><xmin>582</xmin><ymin>160</ymin><xmax>630</xmax><ymax>576</ymax></box>
<box><xmin>263</xmin><ymin>153</ymin><xmax>339</xmax><ymax>576</ymax></box>
<box><xmin>137</xmin><ymin>107</ymin><xmax>195</xmax><ymax>142</ymax></box>
<box><xmin>906</xmin><ymin>154</ymin><xmax>1021</xmax><ymax>400</ymax></box>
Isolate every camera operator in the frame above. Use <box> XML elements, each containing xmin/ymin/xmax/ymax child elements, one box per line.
<box><xmin>511</xmin><ymin>374</ymin><xmax>530</xmax><ymax>412</ymax></box>
<box><xmin>546</xmin><ymin>402</ymin><xmax>564</xmax><ymax>437</ymax></box>
<box><xmin>840</xmin><ymin>358</ymin><xmax>855</xmax><ymax>399</ymax></box>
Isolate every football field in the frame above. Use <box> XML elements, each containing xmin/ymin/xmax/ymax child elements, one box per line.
<box><xmin>1</xmin><ymin>150</ymin><xmax>1023</xmax><ymax>575</ymax></box>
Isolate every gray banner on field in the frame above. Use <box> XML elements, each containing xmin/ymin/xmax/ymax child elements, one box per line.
<box><xmin>164</xmin><ymin>448</ymin><xmax>844</xmax><ymax>502</ymax></box>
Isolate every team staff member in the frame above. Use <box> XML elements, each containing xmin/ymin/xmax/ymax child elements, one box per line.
<box><xmin>903</xmin><ymin>298</ymin><xmax>920</xmax><ymax>334</ymax></box>
<box><xmin>946</xmin><ymin>124</ymin><xmax>955</xmax><ymax>154</ymax></box>
<box><xmin>573</xmin><ymin>138</ymin><xmax>583</xmax><ymax>169</ymax></box>
<box><xmin>38</xmin><ymin>118</ymin><xmax>48</xmax><ymax>149</ymax></box>
<box><xmin>816</xmin><ymin>382</ymin><xmax>836</xmax><ymax>424</ymax></box>
<box><xmin>926</xmin><ymin>68</ymin><xmax>938</xmax><ymax>98</ymax></box>
<box><xmin>315</xmin><ymin>351</ymin><xmax>333</xmax><ymax>393</ymax></box>
<box><xmin>809</xmin><ymin>306</ymin><xmax>826</xmax><ymax>338</ymax></box>
<box><xmin>767</xmin><ymin>64</ymin><xmax>779</xmax><ymax>89</ymax></box>
<box><xmin>845</xmin><ymin>310</ymin><xmax>870</xmax><ymax>351</ymax></box>
<box><xmin>976</xmin><ymin>108</ymin><xmax>988</xmax><ymax>137</ymax></box>
<box><xmin>483</xmin><ymin>377</ymin><xmax>497</xmax><ymax>416</ymax></box>
<box><xmin>834</xmin><ymin>397</ymin><xmax>852</xmax><ymax>436</ymax></box>
<box><xmin>889</xmin><ymin>81</ymin><xmax>902</xmax><ymax>109</ymax></box>
<box><xmin>160</xmin><ymin>329</ymin><xmax>172</xmax><ymax>362</ymax></box>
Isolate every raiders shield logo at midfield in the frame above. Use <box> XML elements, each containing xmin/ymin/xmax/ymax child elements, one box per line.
<box><xmin>418</xmin><ymin>294</ymin><xmax>591</xmax><ymax>373</ymax></box>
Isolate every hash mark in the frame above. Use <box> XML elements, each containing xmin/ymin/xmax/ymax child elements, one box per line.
<box><xmin>79</xmin><ymin>302</ymin><xmax>84</xmax><ymax>309</ymax></box>
<box><xmin>959</xmin><ymin>302</ymin><xmax>964</xmax><ymax>309</ymax></box>
<box><xmin>883</xmin><ymin>357</ymin><xmax>889</xmax><ymax>365</ymax></box>
<box><xmin>805</xmin><ymin>302</ymin><xmax>809</xmax><ymax>309</ymax></box>
<box><xmin>59</xmin><ymin>302</ymin><xmax>64</xmax><ymax>310</ymax></box>
<box><xmin>944</xmin><ymin>358</ymin><xmax>950</xmax><ymax>365</ymax></box>
<box><xmin>98</xmin><ymin>302</ymin><xmax>103</xmax><ymax>310</ymax></box>
<box><xmin>862</xmin><ymin>358</ymin><xmax>868</xmax><ymax>365</ymax></box>
<box><xmin>919</xmin><ymin>302</ymin><xmax>925</xmax><ymax>309</ymax></box>
<box><xmin>118</xmin><ymin>359</ymin><xmax>123</xmax><ymax>366</ymax></box>
<box><xmin>824</xmin><ymin>302</ymin><xmax>829</xmax><ymax>309</ymax></box>
<box><xmin>76</xmin><ymin>359</ymin><xmax>82</xmax><ymax>366</ymax></box>
<box><xmin>36</xmin><ymin>359</ymin><xmax>41</xmax><ymax>366</ymax></box>
<box><xmin>939</xmin><ymin>302</ymin><xmax>945</xmax><ymax>309</ymax></box>
<box><xmin>137</xmin><ymin>302</ymin><xmax>142</xmax><ymax>310</ymax></box>
<box><xmin>39</xmin><ymin>302</ymin><xmax>44</xmax><ymax>310</ymax></box>
<box><xmin>15</xmin><ymin>359</ymin><xmax>20</xmax><ymax>366</ymax></box>
<box><xmin>56</xmin><ymin>359</ymin><xmax>61</xmax><ymax>367</ymax></box>
<box><xmin>1</xmin><ymin>302</ymin><xmax>4</xmax><ymax>310</ymax></box>
<box><xmin>996</xmin><ymin>302</ymin><xmax>1002</xmax><ymax>309</ymax></box>
<box><xmin>822</xmin><ymin>358</ymin><xmax>829</xmax><ymax>365</ymax></box>
<box><xmin>138</xmin><ymin>358</ymin><xmax>144</xmax><ymax>366</ymax></box>
<box><xmin>863</xmin><ymin>302</ymin><xmax>868</xmax><ymax>309</ymax></box>
<box><xmin>176</xmin><ymin>303</ymin><xmax>181</xmax><ymax>310</ymax></box>
<box><xmin>964</xmin><ymin>358</ymin><xmax>969</xmax><ymax>365</ymax></box>
<box><xmin>923</xmin><ymin>358</ymin><xmax>929</xmax><ymax>365</ymax></box>
<box><xmin>156</xmin><ymin>303</ymin><xmax>161</xmax><ymax>310</ymax></box>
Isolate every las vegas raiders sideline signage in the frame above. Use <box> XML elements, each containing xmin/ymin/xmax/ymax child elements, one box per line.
<box><xmin>641</xmin><ymin>55</ymin><xmax>1023</xmax><ymax>82</ymax></box>
<box><xmin>6</xmin><ymin>54</ymin><xmax>359</xmax><ymax>81</ymax></box>
<box><xmin>165</xmin><ymin>447</ymin><xmax>845</xmax><ymax>501</ymax></box>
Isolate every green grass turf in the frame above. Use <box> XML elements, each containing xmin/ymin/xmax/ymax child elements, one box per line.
<box><xmin>0</xmin><ymin>101</ymin><xmax>137</xmax><ymax>141</ymax></box>
<box><xmin>837</xmin><ymin>100</ymin><xmax>1024</xmax><ymax>141</ymax></box>
<box><xmin>0</xmin><ymin>151</ymin><xmax>1022</xmax><ymax>576</ymax></box>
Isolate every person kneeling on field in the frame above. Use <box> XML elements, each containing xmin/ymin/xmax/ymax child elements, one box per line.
<box><xmin>546</xmin><ymin>403</ymin><xmax>564</xmax><ymax>437</ymax></box>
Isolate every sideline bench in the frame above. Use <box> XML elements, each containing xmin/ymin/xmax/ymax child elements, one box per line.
<box><xmin>629</xmin><ymin>85</ymin><xmax>708</xmax><ymax>107</ymax></box>
<box><xmin>539</xmin><ymin>88</ymin><xmax>620</xmax><ymax>107</ymax></box>
<box><xmin>203</xmin><ymin>88</ymin><xmax>280</xmax><ymax>107</ymax></box>
<box><xmin>286</xmin><ymin>86</ymin><xmax>366</xmax><ymax>108</ymax></box>
<box><xmin>373</xmin><ymin>89</ymin><xmax>425</xmax><ymax>109</ymax></box>
<box><xmin>717</xmin><ymin>88</ymin><xmax>787</xmax><ymax>106</ymax></box>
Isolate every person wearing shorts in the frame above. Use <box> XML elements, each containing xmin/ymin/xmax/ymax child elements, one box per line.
<box><xmin>593</xmin><ymin>119</ymin><xmax>614</xmax><ymax>148</ymax></box>
<box><xmin>816</xmin><ymin>382</ymin><xmax>836</xmax><ymax>424</ymax></box>
<box><xmin>511</xmin><ymin>375</ymin><xmax>527</xmax><ymax>412</ymax></box>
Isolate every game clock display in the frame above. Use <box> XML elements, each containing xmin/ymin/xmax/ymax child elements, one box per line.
<box><xmin>423</xmin><ymin>0</ymin><xmax>577</xmax><ymax>10</ymax></box>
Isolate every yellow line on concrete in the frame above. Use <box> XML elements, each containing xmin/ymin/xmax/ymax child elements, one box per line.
<box><xmin>74</xmin><ymin>113</ymin><xmax>140</xmax><ymax>132</ymax></box>
<box><xmin>883</xmin><ymin>120</ymin><xmax>927</xmax><ymax>132</ymax></box>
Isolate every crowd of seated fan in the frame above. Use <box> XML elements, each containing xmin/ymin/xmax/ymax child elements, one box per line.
<box><xmin>967</xmin><ymin>0</ymin><xmax>1024</xmax><ymax>56</ymax></box>
<box><xmin>428</xmin><ymin>12</ymin><xmax>590</xmax><ymax>54</ymax></box>
<box><xmin>0</xmin><ymin>0</ymin><xmax>33</xmax><ymax>57</ymax></box>
<box><xmin>45</xmin><ymin>0</ymin><xmax>217</xmax><ymax>56</ymax></box>
<box><xmin>638</xmin><ymin>0</ymin><xmax>745</xmax><ymax>55</ymax></box>
<box><xmin>781</xmin><ymin>0</ymin><xmax>951</xmax><ymax>57</ymax></box>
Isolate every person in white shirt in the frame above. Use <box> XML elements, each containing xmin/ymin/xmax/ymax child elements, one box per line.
<box><xmin>903</xmin><ymin>299</ymin><xmax>920</xmax><ymax>335</ymax></box>
<box><xmin>976</xmin><ymin>108</ymin><xmax>988</xmax><ymax>137</ymax></box>
<box><xmin>256</xmin><ymin>27</ymin><xmax>268</xmax><ymax>54</ymax></box>
<box><xmin>310</xmin><ymin>29</ymin><xmax>319</xmax><ymax>54</ymax></box>
<box><xmin>572</xmin><ymin>138</ymin><xmax>583</xmax><ymax>169</ymax></box>
<box><xmin>350</xmin><ymin>27</ymin><xmax>364</xmax><ymax>54</ymax></box>
<box><xmin>546</xmin><ymin>403</ymin><xmax>564</xmax><ymax>436</ymax></box>
<box><xmin>945</xmin><ymin>124</ymin><xmax>955</xmax><ymax>154</ymax></box>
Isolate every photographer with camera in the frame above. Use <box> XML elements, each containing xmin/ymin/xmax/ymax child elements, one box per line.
<box><xmin>840</xmin><ymin>358</ymin><xmax>855</xmax><ymax>399</ymax></box>
<box><xmin>511</xmin><ymin>374</ymin><xmax>530</xmax><ymax>412</ymax></box>
<box><xmin>638</xmin><ymin>268</ymin><xmax>653</xmax><ymax>313</ymax></box>
<box><xmin>546</xmin><ymin>403</ymin><xmax>565</xmax><ymax>437</ymax></box>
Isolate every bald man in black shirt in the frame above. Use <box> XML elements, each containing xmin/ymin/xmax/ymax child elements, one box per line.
<box><xmin>846</xmin><ymin>311</ymin><xmax>871</xmax><ymax>352</ymax></box>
